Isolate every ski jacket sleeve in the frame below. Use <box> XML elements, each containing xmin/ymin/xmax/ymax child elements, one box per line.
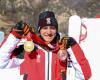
<box><xmin>67</xmin><ymin>37</ymin><xmax>91</xmax><ymax>80</ymax></box>
<box><xmin>0</xmin><ymin>31</ymin><xmax>24</xmax><ymax>68</ymax></box>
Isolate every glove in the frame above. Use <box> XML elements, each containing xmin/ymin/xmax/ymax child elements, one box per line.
<box><xmin>13</xmin><ymin>21</ymin><xmax>30</xmax><ymax>35</ymax></box>
<box><xmin>58</xmin><ymin>36</ymin><xmax>68</xmax><ymax>50</ymax></box>
<box><xmin>66</xmin><ymin>37</ymin><xmax>77</xmax><ymax>48</ymax></box>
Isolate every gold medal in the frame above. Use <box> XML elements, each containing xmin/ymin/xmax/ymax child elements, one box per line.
<box><xmin>24</xmin><ymin>41</ymin><xmax>34</xmax><ymax>53</ymax></box>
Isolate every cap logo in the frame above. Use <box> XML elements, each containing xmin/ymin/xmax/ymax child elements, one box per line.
<box><xmin>46</xmin><ymin>18</ymin><xmax>51</xmax><ymax>24</ymax></box>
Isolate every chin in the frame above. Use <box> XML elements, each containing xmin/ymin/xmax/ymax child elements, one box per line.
<box><xmin>45</xmin><ymin>40</ymin><xmax>52</xmax><ymax>43</ymax></box>
<box><xmin>45</xmin><ymin>39</ymin><xmax>53</xmax><ymax>43</ymax></box>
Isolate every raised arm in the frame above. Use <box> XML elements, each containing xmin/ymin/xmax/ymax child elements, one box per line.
<box><xmin>0</xmin><ymin>21</ymin><xmax>30</xmax><ymax>68</ymax></box>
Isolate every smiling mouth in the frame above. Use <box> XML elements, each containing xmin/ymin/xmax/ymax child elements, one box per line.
<box><xmin>45</xmin><ymin>34</ymin><xmax>53</xmax><ymax>37</ymax></box>
<box><xmin>48</xmin><ymin>34</ymin><xmax>53</xmax><ymax>37</ymax></box>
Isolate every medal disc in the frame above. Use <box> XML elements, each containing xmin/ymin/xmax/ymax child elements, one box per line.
<box><xmin>24</xmin><ymin>41</ymin><xmax>34</xmax><ymax>52</ymax></box>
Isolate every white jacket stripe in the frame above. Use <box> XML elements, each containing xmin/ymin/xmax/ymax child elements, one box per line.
<box><xmin>67</xmin><ymin>48</ymin><xmax>85</xmax><ymax>80</ymax></box>
<box><xmin>44</xmin><ymin>50</ymin><xmax>52</xmax><ymax>80</ymax></box>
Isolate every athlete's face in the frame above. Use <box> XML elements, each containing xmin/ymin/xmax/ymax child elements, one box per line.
<box><xmin>40</xmin><ymin>26</ymin><xmax>57</xmax><ymax>43</ymax></box>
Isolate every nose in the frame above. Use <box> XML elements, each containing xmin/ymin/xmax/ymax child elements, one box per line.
<box><xmin>47</xmin><ymin>27</ymin><xmax>52</xmax><ymax>33</ymax></box>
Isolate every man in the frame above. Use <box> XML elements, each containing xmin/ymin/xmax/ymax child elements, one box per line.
<box><xmin>0</xmin><ymin>11</ymin><xmax>91</xmax><ymax>80</ymax></box>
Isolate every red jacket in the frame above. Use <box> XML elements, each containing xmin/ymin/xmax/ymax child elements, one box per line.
<box><xmin>0</xmin><ymin>31</ymin><xmax>91</xmax><ymax>80</ymax></box>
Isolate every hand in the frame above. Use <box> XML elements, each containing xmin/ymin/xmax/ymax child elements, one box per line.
<box><xmin>58</xmin><ymin>36</ymin><xmax>68</xmax><ymax>49</ymax></box>
<box><xmin>13</xmin><ymin>21</ymin><xmax>30</xmax><ymax>35</ymax></box>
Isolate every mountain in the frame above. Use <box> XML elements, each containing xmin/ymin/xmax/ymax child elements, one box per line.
<box><xmin>0</xmin><ymin>0</ymin><xmax>99</xmax><ymax>35</ymax></box>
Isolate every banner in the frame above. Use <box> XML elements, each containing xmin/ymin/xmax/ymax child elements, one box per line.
<box><xmin>68</xmin><ymin>15</ymin><xmax>100</xmax><ymax>80</ymax></box>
